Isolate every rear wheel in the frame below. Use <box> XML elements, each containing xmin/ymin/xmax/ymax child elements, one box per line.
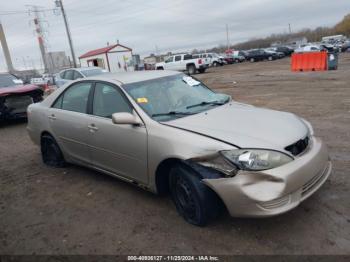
<box><xmin>213</xmin><ymin>61</ymin><xmax>218</xmax><ymax>67</ymax></box>
<box><xmin>187</xmin><ymin>64</ymin><xmax>196</xmax><ymax>75</ymax></box>
<box><xmin>41</xmin><ymin>134</ymin><xmax>66</xmax><ymax>167</ymax></box>
<box><xmin>250</xmin><ymin>58</ymin><xmax>255</xmax><ymax>62</ymax></box>
<box><xmin>268</xmin><ymin>56</ymin><xmax>273</xmax><ymax>61</ymax></box>
<box><xmin>169</xmin><ymin>164</ymin><xmax>221</xmax><ymax>226</ymax></box>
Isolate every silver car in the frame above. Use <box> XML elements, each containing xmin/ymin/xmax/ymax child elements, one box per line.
<box><xmin>27</xmin><ymin>71</ymin><xmax>332</xmax><ymax>226</ymax></box>
<box><xmin>55</xmin><ymin>67</ymin><xmax>106</xmax><ymax>88</ymax></box>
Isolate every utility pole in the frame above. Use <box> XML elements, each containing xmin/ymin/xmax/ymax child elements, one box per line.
<box><xmin>226</xmin><ymin>24</ymin><xmax>230</xmax><ymax>51</ymax></box>
<box><xmin>0</xmin><ymin>21</ymin><xmax>15</xmax><ymax>72</ymax></box>
<box><xmin>55</xmin><ymin>0</ymin><xmax>77</xmax><ymax>67</ymax></box>
<box><xmin>27</xmin><ymin>5</ymin><xmax>49</xmax><ymax>72</ymax></box>
<box><xmin>288</xmin><ymin>23</ymin><xmax>292</xmax><ymax>34</ymax></box>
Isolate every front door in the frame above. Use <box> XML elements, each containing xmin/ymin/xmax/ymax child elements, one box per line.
<box><xmin>87</xmin><ymin>82</ymin><xmax>148</xmax><ymax>184</ymax></box>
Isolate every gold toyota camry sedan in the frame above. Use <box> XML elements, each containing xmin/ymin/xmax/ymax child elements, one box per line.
<box><xmin>27</xmin><ymin>71</ymin><xmax>332</xmax><ymax>226</ymax></box>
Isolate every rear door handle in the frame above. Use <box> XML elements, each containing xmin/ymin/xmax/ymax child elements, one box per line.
<box><xmin>48</xmin><ymin>114</ymin><xmax>56</xmax><ymax>120</ymax></box>
<box><xmin>88</xmin><ymin>124</ymin><xmax>99</xmax><ymax>131</ymax></box>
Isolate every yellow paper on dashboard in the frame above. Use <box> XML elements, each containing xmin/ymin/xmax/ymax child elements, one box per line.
<box><xmin>137</xmin><ymin>97</ymin><xmax>148</xmax><ymax>103</ymax></box>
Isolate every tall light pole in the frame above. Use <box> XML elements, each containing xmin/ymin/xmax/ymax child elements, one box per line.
<box><xmin>0</xmin><ymin>21</ymin><xmax>15</xmax><ymax>72</ymax></box>
<box><xmin>55</xmin><ymin>0</ymin><xmax>77</xmax><ymax>67</ymax></box>
<box><xmin>226</xmin><ymin>24</ymin><xmax>230</xmax><ymax>51</ymax></box>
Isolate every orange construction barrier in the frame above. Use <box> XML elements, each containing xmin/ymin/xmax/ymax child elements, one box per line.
<box><xmin>291</xmin><ymin>51</ymin><xmax>327</xmax><ymax>72</ymax></box>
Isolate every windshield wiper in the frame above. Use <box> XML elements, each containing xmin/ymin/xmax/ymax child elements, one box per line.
<box><xmin>152</xmin><ymin>111</ymin><xmax>195</xmax><ymax>117</ymax></box>
<box><xmin>186</xmin><ymin>99</ymin><xmax>228</xmax><ymax>109</ymax></box>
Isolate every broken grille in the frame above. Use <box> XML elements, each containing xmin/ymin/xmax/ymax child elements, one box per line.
<box><xmin>285</xmin><ymin>136</ymin><xmax>309</xmax><ymax>156</ymax></box>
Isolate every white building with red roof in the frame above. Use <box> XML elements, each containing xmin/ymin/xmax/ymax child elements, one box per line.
<box><xmin>79</xmin><ymin>42</ymin><xmax>133</xmax><ymax>72</ymax></box>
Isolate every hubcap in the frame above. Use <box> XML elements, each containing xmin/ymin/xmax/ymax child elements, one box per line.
<box><xmin>175</xmin><ymin>177</ymin><xmax>197</xmax><ymax>220</ymax></box>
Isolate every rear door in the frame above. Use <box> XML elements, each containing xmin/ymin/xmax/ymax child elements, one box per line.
<box><xmin>49</xmin><ymin>81</ymin><xmax>93</xmax><ymax>164</ymax></box>
<box><xmin>86</xmin><ymin>81</ymin><xmax>148</xmax><ymax>183</ymax></box>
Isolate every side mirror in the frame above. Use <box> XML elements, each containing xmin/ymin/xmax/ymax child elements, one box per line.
<box><xmin>112</xmin><ymin>112</ymin><xmax>142</xmax><ymax>126</ymax></box>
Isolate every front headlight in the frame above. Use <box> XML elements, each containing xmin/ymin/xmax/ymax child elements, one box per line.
<box><xmin>221</xmin><ymin>149</ymin><xmax>293</xmax><ymax>171</ymax></box>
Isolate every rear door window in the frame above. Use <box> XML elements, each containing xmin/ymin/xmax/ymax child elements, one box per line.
<box><xmin>53</xmin><ymin>82</ymin><xmax>92</xmax><ymax>113</ymax></box>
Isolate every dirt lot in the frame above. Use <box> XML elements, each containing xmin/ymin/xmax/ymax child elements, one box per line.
<box><xmin>1</xmin><ymin>54</ymin><xmax>350</xmax><ymax>255</ymax></box>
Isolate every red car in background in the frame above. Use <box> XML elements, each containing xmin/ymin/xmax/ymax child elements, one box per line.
<box><xmin>0</xmin><ymin>73</ymin><xmax>43</xmax><ymax>122</ymax></box>
<box><xmin>223</xmin><ymin>55</ymin><xmax>234</xmax><ymax>64</ymax></box>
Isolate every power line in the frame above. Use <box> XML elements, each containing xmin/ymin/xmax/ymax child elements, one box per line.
<box><xmin>0</xmin><ymin>9</ymin><xmax>56</xmax><ymax>16</ymax></box>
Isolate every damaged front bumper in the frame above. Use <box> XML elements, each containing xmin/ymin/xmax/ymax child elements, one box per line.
<box><xmin>202</xmin><ymin>136</ymin><xmax>331</xmax><ymax>217</ymax></box>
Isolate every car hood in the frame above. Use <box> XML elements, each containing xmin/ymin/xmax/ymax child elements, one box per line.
<box><xmin>164</xmin><ymin>102</ymin><xmax>309</xmax><ymax>151</ymax></box>
<box><xmin>0</xmin><ymin>84</ymin><xmax>41</xmax><ymax>97</ymax></box>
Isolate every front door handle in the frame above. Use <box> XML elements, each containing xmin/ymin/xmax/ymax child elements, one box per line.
<box><xmin>88</xmin><ymin>124</ymin><xmax>99</xmax><ymax>131</ymax></box>
<box><xmin>48</xmin><ymin>114</ymin><xmax>56</xmax><ymax>120</ymax></box>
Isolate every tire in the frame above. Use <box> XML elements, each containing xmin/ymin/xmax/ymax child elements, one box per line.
<box><xmin>187</xmin><ymin>64</ymin><xmax>196</xmax><ymax>75</ymax></box>
<box><xmin>250</xmin><ymin>58</ymin><xmax>255</xmax><ymax>62</ymax></box>
<box><xmin>156</xmin><ymin>67</ymin><xmax>164</xmax><ymax>70</ymax></box>
<box><xmin>41</xmin><ymin>134</ymin><xmax>66</xmax><ymax>167</ymax></box>
<box><xmin>235</xmin><ymin>59</ymin><xmax>239</xmax><ymax>63</ymax></box>
<box><xmin>213</xmin><ymin>61</ymin><xmax>218</xmax><ymax>67</ymax></box>
<box><xmin>268</xmin><ymin>56</ymin><xmax>273</xmax><ymax>61</ymax></box>
<box><xmin>169</xmin><ymin>164</ymin><xmax>220</xmax><ymax>226</ymax></box>
<box><xmin>198</xmin><ymin>68</ymin><xmax>206</xmax><ymax>73</ymax></box>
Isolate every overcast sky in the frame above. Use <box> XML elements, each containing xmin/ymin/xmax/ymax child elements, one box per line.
<box><xmin>0</xmin><ymin>0</ymin><xmax>349</xmax><ymax>71</ymax></box>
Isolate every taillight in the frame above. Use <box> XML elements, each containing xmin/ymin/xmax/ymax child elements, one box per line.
<box><xmin>198</xmin><ymin>59</ymin><xmax>202</xmax><ymax>64</ymax></box>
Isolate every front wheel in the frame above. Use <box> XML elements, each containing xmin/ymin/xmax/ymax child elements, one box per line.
<box><xmin>213</xmin><ymin>61</ymin><xmax>218</xmax><ymax>67</ymax></box>
<box><xmin>250</xmin><ymin>58</ymin><xmax>255</xmax><ymax>62</ymax></box>
<box><xmin>169</xmin><ymin>164</ymin><xmax>220</xmax><ymax>226</ymax></box>
<box><xmin>268</xmin><ymin>56</ymin><xmax>273</xmax><ymax>61</ymax></box>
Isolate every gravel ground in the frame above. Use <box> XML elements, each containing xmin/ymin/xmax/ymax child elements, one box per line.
<box><xmin>1</xmin><ymin>54</ymin><xmax>349</xmax><ymax>255</ymax></box>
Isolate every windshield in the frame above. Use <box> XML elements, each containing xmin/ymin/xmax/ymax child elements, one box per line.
<box><xmin>123</xmin><ymin>74</ymin><xmax>230</xmax><ymax>121</ymax></box>
<box><xmin>81</xmin><ymin>68</ymin><xmax>104</xmax><ymax>77</ymax></box>
<box><xmin>0</xmin><ymin>74</ymin><xmax>22</xmax><ymax>88</ymax></box>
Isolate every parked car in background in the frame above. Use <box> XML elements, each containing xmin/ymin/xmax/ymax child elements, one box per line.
<box><xmin>223</xmin><ymin>54</ymin><xmax>234</xmax><ymax>64</ymax></box>
<box><xmin>272</xmin><ymin>46</ymin><xmax>294</xmax><ymax>56</ymax></box>
<box><xmin>55</xmin><ymin>66</ymin><xmax>107</xmax><ymax>88</ymax></box>
<box><xmin>207</xmin><ymin>53</ymin><xmax>225</xmax><ymax>66</ymax></box>
<box><xmin>156</xmin><ymin>54</ymin><xmax>208</xmax><ymax>74</ymax></box>
<box><xmin>319</xmin><ymin>44</ymin><xmax>337</xmax><ymax>53</ymax></box>
<box><xmin>245</xmin><ymin>49</ymin><xmax>277</xmax><ymax>62</ymax></box>
<box><xmin>294</xmin><ymin>45</ymin><xmax>321</xmax><ymax>53</ymax></box>
<box><xmin>341</xmin><ymin>40</ymin><xmax>350</xmax><ymax>52</ymax></box>
<box><xmin>232</xmin><ymin>51</ymin><xmax>246</xmax><ymax>63</ymax></box>
<box><xmin>265</xmin><ymin>48</ymin><xmax>285</xmax><ymax>58</ymax></box>
<box><xmin>0</xmin><ymin>72</ymin><xmax>43</xmax><ymax>122</ymax></box>
<box><xmin>193</xmin><ymin>53</ymin><xmax>224</xmax><ymax>67</ymax></box>
<box><xmin>27</xmin><ymin>71</ymin><xmax>331</xmax><ymax>226</ymax></box>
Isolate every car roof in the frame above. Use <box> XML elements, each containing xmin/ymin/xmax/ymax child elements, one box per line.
<box><xmin>85</xmin><ymin>70</ymin><xmax>182</xmax><ymax>84</ymax></box>
<box><xmin>60</xmin><ymin>67</ymin><xmax>101</xmax><ymax>73</ymax></box>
